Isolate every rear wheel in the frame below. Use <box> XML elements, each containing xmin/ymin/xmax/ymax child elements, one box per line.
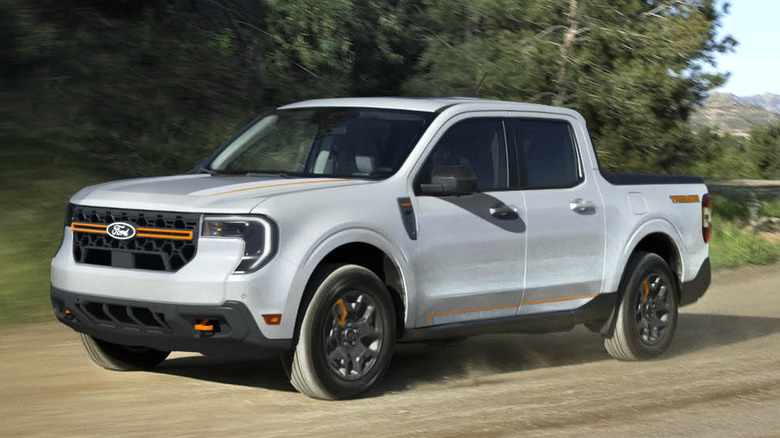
<box><xmin>288</xmin><ymin>264</ymin><xmax>396</xmax><ymax>400</ymax></box>
<box><xmin>79</xmin><ymin>334</ymin><xmax>170</xmax><ymax>371</ymax></box>
<box><xmin>603</xmin><ymin>252</ymin><xmax>679</xmax><ymax>360</ymax></box>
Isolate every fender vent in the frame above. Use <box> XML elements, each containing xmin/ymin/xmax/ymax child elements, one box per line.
<box><xmin>70</xmin><ymin>205</ymin><xmax>199</xmax><ymax>272</ymax></box>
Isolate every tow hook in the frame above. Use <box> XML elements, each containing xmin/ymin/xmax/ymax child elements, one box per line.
<box><xmin>194</xmin><ymin>318</ymin><xmax>218</xmax><ymax>333</ymax></box>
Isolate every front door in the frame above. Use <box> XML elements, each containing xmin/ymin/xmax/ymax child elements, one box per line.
<box><xmin>412</xmin><ymin>116</ymin><xmax>527</xmax><ymax>327</ymax></box>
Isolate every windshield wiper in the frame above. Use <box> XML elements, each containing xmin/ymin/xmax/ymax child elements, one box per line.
<box><xmin>245</xmin><ymin>172</ymin><xmax>299</xmax><ymax>179</ymax></box>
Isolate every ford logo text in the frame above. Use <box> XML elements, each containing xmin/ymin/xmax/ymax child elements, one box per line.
<box><xmin>106</xmin><ymin>222</ymin><xmax>137</xmax><ymax>240</ymax></box>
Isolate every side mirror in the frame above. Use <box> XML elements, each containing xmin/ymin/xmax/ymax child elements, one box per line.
<box><xmin>419</xmin><ymin>165</ymin><xmax>477</xmax><ymax>196</ymax></box>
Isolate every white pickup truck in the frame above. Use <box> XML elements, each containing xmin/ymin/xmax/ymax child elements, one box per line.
<box><xmin>51</xmin><ymin>97</ymin><xmax>712</xmax><ymax>399</ymax></box>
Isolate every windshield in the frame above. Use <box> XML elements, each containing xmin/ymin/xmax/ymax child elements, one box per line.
<box><xmin>209</xmin><ymin>107</ymin><xmax>437</xmax><ymax>179</ymax></box>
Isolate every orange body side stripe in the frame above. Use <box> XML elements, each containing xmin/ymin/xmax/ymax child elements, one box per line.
<box><xmin>210</xmin><ymin>179</ymin><xmax>353</xmax><ymax>196</ymax></box>
<box><xmin>427</xmin><ymin>294</ymin><xmax>598</xmax><ymax>325</ymax></box>
<box><xmin>520</xmin><ymin>294</ymin><xmax>599</xmax><ymax>306</ymax></box>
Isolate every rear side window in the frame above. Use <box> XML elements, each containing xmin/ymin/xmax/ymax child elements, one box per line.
<box><xmin>418</xmin><ymin>118</ymin><xmax>508</xmax><ymax>192</ymax></box>
<box><xmin>509</xmin><ymin>119</ymin><xmax>580</xmax><ymax>189</ymax></box>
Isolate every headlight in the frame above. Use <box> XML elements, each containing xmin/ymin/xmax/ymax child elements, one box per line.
<box><xmin>201</xmin><ymin>216</ymin><xmax>277</xmax><ymax>274</ymax></box>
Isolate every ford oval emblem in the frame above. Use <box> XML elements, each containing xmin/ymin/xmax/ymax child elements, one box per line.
<box><xmin>106</xmin><ymin>222</ymin><xmax>137</xmax><ymax>240</ymax></box>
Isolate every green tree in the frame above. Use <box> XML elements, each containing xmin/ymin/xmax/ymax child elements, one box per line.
<box><xmin>405</xmin><ymin>0</ymin><xmax>736</xmax><ymax>174</ymax></box>
<box><xmin>747</xmin><ymin>121</ymin><xmax>780</xmax><ymax>179</ymax></box>
<box><xmin>689</xmin><ymin>127</ymin><xmax>757</xmax><ymax>179</ymax></box>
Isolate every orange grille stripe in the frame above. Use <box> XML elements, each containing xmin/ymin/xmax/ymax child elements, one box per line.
<box><xmin>427</xmin><ymin>294</ymin><xmax>598</xmax><ymax>325</ymax></box>
<box><xmin>70</xmin><ymin>222</ymin><xmax>193</xmax><ymax>240</ymax></box>
<box><xmin>70</xmin><ymin>227</ymin><xmax>109</xmax><ymax>234</ymax></box>
<box><xmin>136</xmin><ymin>227</ymin><xmax>191</xmax><ymax>235</ymax></box>
<box><xmin>71</xmin><ymin>223</ymin><xmax>108</xmax><ymax>234</ymax></box>
<box><xmin>71</xmin><ymin>222</ymin><xmax>108</xmax><ymax>230</ymax></box>
<box><xmin>210</xmin><ymin>179</ymin><xmax>353</xmax><ymax>196</ymax></box>
<box><xmin>136</xmin><ymin>233</ymin><xmax>193</xmax><ymax>240</ymax></box>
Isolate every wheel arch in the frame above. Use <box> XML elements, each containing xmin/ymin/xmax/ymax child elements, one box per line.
<box><xmin>598</xmin><ymin>221</ymin><xmax>684</xmax><ymax>337</ymax></box>
<box><xmin>290</xmin><ymin>229</ymin><xmax>412</xmax><ymax>340</ymax></box>
<box><xmin>610</xmin><ymin>219</ymin><xmax>685</xmax><ymax>299</ymax></box>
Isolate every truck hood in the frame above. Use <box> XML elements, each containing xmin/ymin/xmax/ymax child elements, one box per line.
<box><xmin>70</xmin><ymin>174</ymin><xmax>370</xmax><ymax>213</ymax></box>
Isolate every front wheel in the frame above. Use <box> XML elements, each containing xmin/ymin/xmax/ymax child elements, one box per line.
<box><xmin>288</xmin><ymin>264</ymin><xmax>396</xmax><ymax>400</ymax></box>
<box><xmin>79</xmin><ymin>334</ymin><xmax>170</xmax><ymax>371</ymax></box>
<box><xmin>603</xmin><ymin>252</ymin><xmax>679</xmax><ymax>360</ymax></box>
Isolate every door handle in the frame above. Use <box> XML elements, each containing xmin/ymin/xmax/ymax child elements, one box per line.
<box><xmin>489</xmin><ymin>204</ymin><xmax>518</xmax><ymax>218</ymax></box>
<box><xmin>570</xmin><ymin>199</ymin><xmax>596</xmax><ymax>212</ymax></box>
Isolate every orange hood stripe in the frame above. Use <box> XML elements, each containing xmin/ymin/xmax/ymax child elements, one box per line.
<box><xmin>209</xmin><ymin>179</ymin><xmax>354</xmax><ymax>196</ymax></box>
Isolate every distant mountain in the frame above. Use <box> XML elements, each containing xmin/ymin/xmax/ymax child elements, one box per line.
<box><xmin>736</xmin><ymin>93</ymin><xmax>780</xmax><ymax>114</ymax></box>
<box><xmin>691</xmin><ymin>92</ymin><xmax>778</xmax><ymax>137</ymax></box>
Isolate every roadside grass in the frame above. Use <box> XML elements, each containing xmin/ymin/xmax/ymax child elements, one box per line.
<box><xmin>708</xmin><ymin>217</ymin><xmax>780</xmax><ymax>270</ymax></box>
<box><xmin>0</xmin><ymin>139</ymin><xmax>112</xmax><ymax>328</ymax></box>
<box><xmin>711</xmin><ymin>195</ymin><xmax>749</xmax><ymax>221</ymax></box>
<box><xmin>707</xmin><ymin>194</ymin><xmax>780</xmax><ymax>270</ymax></box>
<box><xmin>712</xmin><ymin>194</ymin><xmax>780</xmax><ymax>220</ymax></box>
<box><xmin>760</xmin><ymin>199</ymin><xmax>780</xmax><ymax>218</ymax></box>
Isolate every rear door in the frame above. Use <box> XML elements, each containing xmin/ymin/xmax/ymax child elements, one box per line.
<box><xmin>507</xmin><ymin>116</ymin><xmax>606</xmax><ymax>314</ymax></box>
<box><xmin>411</xmin><ymin>115</ymin><xmax>527</xmax><ymax>327</ymax></box>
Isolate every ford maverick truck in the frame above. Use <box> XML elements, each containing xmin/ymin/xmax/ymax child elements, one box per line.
<box><xmin>51</xmin><ymin>97</ymin><xmax>712</xmax><ymax>399</ymax></box>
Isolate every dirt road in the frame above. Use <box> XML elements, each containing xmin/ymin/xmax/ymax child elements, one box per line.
<box><xmin>2</xmin><ymin>265</ymin><xmax>779</xmax><ymax>437</ymax></box>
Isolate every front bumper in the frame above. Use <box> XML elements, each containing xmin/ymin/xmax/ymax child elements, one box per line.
<box><xmin>51</xmin><ymin>226</ymin><xmax>303</xmax><ymax>340</ymax></box>
<box><xmin>51</xmin><ymin>286</ymin><xmax>292</xmax><ymax>356</ymax></box>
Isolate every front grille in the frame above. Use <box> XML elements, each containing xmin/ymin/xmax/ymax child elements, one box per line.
<box><xmin>78</xmin><ymin>300</ymin><xmax>171</xmax><ymax>333</ymax></box>
<box><xmin>71</xmin><ymin>205</ymin><xmax>199</xmax><ymax>272</ymax></box>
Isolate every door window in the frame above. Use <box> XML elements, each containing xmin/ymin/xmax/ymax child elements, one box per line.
<box><xmin>418</xmin><ymin>118</ymin><xmax>508</xmax><ymax>192</ymax></box>
<box><xmin>509</xmin><ymin>119</ymin><xmax>581</xmax><ymax>189</ymax></box>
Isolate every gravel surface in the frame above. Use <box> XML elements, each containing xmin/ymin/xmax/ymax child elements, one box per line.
<box><xmin>2</xmin><ymin>264</ymin><xmax>779</xmax><ymax>437</ymax></box>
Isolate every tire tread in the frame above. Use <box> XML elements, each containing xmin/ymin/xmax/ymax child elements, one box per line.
<box><xmin>79</xmin><ymin>333</ymin><xmax>169</xmax><ymax>371</ymax></box>
<box><xmin>288</xmin><ymin>264</ymin><xmax>395</xmax><ymax>400</ymax></box>
<box><xmin>603</xmin><ymin>251</ymin><xmax>678</xmax><ymax>361</ymax></box>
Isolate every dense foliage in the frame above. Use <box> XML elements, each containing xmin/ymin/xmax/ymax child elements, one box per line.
<box><xmin>3</xmin><ymin>0</ymin><xmax>775</xmax><ymax>178</ymax></box>
<box><xmin>691</xmin><ymin>121</ymin><xmax>780</xmax><ymax>180</ymax></box>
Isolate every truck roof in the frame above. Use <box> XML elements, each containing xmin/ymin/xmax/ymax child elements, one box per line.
<box><xmin>278</xmin><ymin>97</ymin><xmax>578</xmax><ymax>116</ymax></box>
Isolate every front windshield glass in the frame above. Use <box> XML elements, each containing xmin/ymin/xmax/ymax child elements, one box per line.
<box><xmin>209</xmin><ymin>107</ymin><xmax>437</xmax><ymax>179</ymax></box>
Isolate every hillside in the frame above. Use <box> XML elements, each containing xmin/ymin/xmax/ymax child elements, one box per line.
<box><xmin>738</xmin><ymin>93</ymin><xmax>780</xmax><ymax>114</ymax></box>
<box><xmin>691</xmin><ymin>92</ymin><xmax>779</xmax><ymax>137</ymax></box>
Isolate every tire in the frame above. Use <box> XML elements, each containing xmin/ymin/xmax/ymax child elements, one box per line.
<box><xmin>79</xmin><ymin>333</ymin><xmax>170</xmax><ymax>371</ymax></box>
<box><xmin>603</xmin><ymin>251</ymin><xmax>679</xmax><ymax>361</ymax></box>
<box><xmin>288</xmin><ymin>264</ymin><xmax>396</xmax><ymax>400</ymax></box>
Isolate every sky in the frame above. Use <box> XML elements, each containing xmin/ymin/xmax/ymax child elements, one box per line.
<box><xmin>712</xmin><ymin>0</ymin><xmax>780</xmax><ymax>96</ymax></box>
